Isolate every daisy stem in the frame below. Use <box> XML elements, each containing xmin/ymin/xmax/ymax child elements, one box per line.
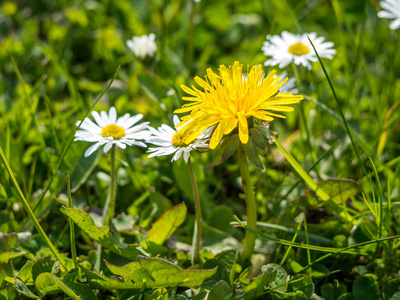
<box><xmin>237</xmin><ymin>144</ymin><xmax>257</xmax><ymax>264</ymax></box>
<box><xmin>67</xmin><ymin>175</ymin><xmax>78</xmax><ymax>265</ymax></box>
<box><xmin>187</xmin><ymin>156</ymin><xmax>202</xmax><ymax>264</ymax></box>
<box><xmin>105</xmin><ymin>145</ymin><xmax>117</xmax><ymax>227</ymax></box>
<box><xmin>95</xmin><ymin>144</ymin><xmax>117</xmax><ymax>272</ymax></box>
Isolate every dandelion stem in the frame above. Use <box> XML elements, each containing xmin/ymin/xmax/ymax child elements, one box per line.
<box><xmin>187</xmin><ymin>157</ymin><xmax>202</xmax><ymax>264</ymax></box>
<box><xmin>95</xmin><ymin>144</ymin><xmax>117</xmax><ymax>272</ymax></box>
<box><xmin>237</xmin><ymin>144</ymin><xmax>257</xmax><ymax>264</ymax></box>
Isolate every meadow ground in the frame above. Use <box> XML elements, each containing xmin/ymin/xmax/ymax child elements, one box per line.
<box><xmin>0</xmin><ymin>0</ymin><xmax>400</xmax><ymax>299</ymax></box>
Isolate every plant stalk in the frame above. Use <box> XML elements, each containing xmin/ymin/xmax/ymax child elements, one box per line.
<box><xmin>237</xmin><ymin>144</ymin><xmax>257</xmax><ymax>263</ymax></box>
<box><xmin>95</xmin><ymin>144</ymin><xmax>117</xmax><ymax>272</ymax></box>
<box><xmin>0</xmin><ymin>145</ymin><xmax>66</xmax><ymax>268</ymax></box>
<box><xmin>67</xmin><ymin>176</ymin><xmax>77</xmax><ymax>265</ymax></box>
<box><xmin>187</xmin><ymin>157</ymin><xmax>202</xmax><ymax>264</ymax></box>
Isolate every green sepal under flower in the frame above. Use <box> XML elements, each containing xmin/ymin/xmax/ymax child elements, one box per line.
<box><xmin>208</xmin><ymin>124</ymin><xmax>277</xmax><ymax>169</ymax></box>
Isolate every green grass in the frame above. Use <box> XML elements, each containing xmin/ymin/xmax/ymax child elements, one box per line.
<box><xmin>1</xmin><ymin>0</ymin><xmax>400</xmax><ymax>299</ymax></box>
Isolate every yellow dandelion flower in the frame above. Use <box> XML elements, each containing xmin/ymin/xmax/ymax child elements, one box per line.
<box><xmin>174</xmin><ymin>61</ymin><xmax>303</xmax><ymax>149</ymax></box>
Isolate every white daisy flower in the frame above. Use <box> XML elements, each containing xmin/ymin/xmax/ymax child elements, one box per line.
<box><xmin>126</xmin><ymin>33</ymin><xmax>157</xmax><ymax>59</ymax></box>
<box><xmin>74</xmin><ymin>107</ymin><xmax>150</xmax><ymax>157</ymax></box>
<box><xmin>146</xmin><ymin>115</ymin><xmax>211</xmax><ymax>163</ymax></box>
<box><xmin>276</xmin><ymin>71</ymin><xmax>298</xmax><ymax>94</ymax></box>
<box><xmin>378</xmin><ymin>0</ymin><xmax>400</xmax><ymax>30</ymax></box>
<box><xmin>262</xmin><ymin>31</ymin><xmax>336</xmax><ymax>70</ymax></box>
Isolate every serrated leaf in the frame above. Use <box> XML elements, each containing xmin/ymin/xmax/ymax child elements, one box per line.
<box><xmin>383</xmin><ymin>278</ymin><xmax>400</xmax><ymax>300</ymax></box>
<box><xmin>60</xmin><ymin>206</ymin><xmax>122</xmax><ymax>252</ymax></box>
<box><xmin>207</xmin><ymin>280</ymin><xmax>233</xmax><ymax>300</ymax></box>
<box><xmin>14</xmin><ymin>277</ymin><xmax>39</xmax><ymax>299</ymax></box>
<box><xmin>146</xmin><ymin>202</ymin><xmax>187</xmax><ymax>245</ymax></box>
<box><xmin>0</xmin><ymin>247</ymin><xmax>28</xmax><ymax>263</ymax></box>
<box><xmin>104</xmin><ymin>256</ymin><xmax>218</xmax><ymax>289</ymax></box>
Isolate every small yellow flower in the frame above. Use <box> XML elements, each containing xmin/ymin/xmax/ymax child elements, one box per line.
<box><xmin>175</xmin><ymin>61</ymin><xmax>303</xmax><ymax>149</ymax></box>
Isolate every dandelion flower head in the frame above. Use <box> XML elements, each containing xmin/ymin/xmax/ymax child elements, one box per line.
<box><xmin>175</xmin><ymin>61</ymin><xmax>303</xmax><ymax>149</ymax></box>
<box><xmin>262</xmin><ymin>31</ymin><xmax>336</xmax><ymax>70</ymax></box>
<box><xmin>74</xmin><ymin>107</ymin><xmax>150</xmax><ymax>157</ymax></box>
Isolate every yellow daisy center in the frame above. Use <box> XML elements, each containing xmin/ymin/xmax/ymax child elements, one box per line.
<box><xmin>102</xmin><ymin>124</ymin><xmax>125</xmax><ymax>140</ymax></box>
<box><xmin>288</xmin><ymin>42</ymin><xmax>310</xmax><ymax>56</ymax></box>
<box><xmin>172</xmin><ymin>131</ymin><xmax>189</xmax><ymax>147</ymax></box>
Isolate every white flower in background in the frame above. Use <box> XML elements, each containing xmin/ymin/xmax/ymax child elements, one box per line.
<box><xmin>147</xmin><ymin>115</ymin><xmax>211</xmax><ymax>162</ymax></box>
<box><xmin>275</xmin><ymin>71</ymin><xmax>298</xmax><ymax>94</ymax></box>
<box><xmin>126</xmin><ymin>33</ymin><xmax>157</xmax><ymax>59</ymax></box>
<box><xmin>262</xmin><ymin>31</ymin><xmax>336</xmax><ymax>70</ymax></box>
<box><xmin>75</xmin><ymin>107</ymin><xmax>150</xmax><ymax>157</ymax></box>
<box><xmin>378</xmin><ymin>0</ymin><xmax>400</xmax><ymax>30</ymax></box>
<box><xmin>242</xmin><ymin>70</ymin><xmax>298</xmax><ymax>94</ymax></box>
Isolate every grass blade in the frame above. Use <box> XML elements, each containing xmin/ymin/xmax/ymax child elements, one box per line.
<box><xmin>307</xmin><ymin>37</ymin><xmax>367</xmax><ymax>176</ymax></box>
<box><xmin>273</xmin><ymin>137</ymin><xmax>330</xmax><ymax>201</ymax></box>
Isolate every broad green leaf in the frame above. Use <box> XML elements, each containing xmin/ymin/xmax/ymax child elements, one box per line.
<box><xmin>145</xmin><ymin>288</ymin><xmax>169</xmax><ymax>300</ymax></box>
<box><xmin>173</xmin><ymin>158</ymin><xmax>205</xmax><ymax>202</ymax></box>
<box><xmin>35</xmin><ymin>272</ymin><xmax>97</xmax><ymax>299</ymax></box>
<box><xmin>0</xmin><ymin>268</ymin><xmax>6</xmax><ymax>287</ymax></box>
<box><xmin>353</xmin><ymin>274</ymin><xmax>381</xmax><ymax>300</ymax></box>
<box><xmin>244</xmin><ymin>267</ymin><xmax>277</xmax><ymax>299</ymax></box>
<box><xmin>383</xmin><ymin>278</ymin><xmax>400</xmax><ymax>300</ymax></box>
<box><xmin>32</xmin><ymin>256</ymin><xmax>56</xmax><ymax>282</ymax></box>
<box><xmin>60</xmin><ymin>207</ymin><xmax>143</xmax><ymax>260</ymax></box>
<box><xmin>264</xmin><ymin>263</ymin><xmax>288</xmax><ymax>292</ymax></box>
<box><xmin>338</xmin><ymin>293</ymin><xmax>356</xmax><ymax>300</ymax></box>
<box><xmin>14</xmin><ymin>277</ymin><xmax>39</xmax><ymax>299</ymax></box>
<box><xmin>60</xmin><ymin>206</ymin><xmax>122</xmax><ymax>252</ymax></box>
<box><xmin>146</xmin><ymin>202</ymin><xmax>187</xmax><ymax>245</ymax></box>
<box><xmin>208</xmin><ymin>206</ymin><xmax>235</xmax><ymax>235</ymax></box>
<box><xmin>214</xmin><ymin>249</ymin><xmax>238</xmax><ymax>283</ymax></box>
<box><xmin>0</xmin><ymin>282</ymin><xmax>18</xmax><ymax>299</ymax></box>
<box><xmin>318</xmin><ymin>179</ymin><xmax>358</xmax><ymax>205</ymax></box>
<box><xmin>201</xmin><ymin>259</ymin><xmax>230</xmax><ymax>290</ymax></box>
<box><xmin>273</xmin><ymin>138</ymin><xmax>330</xmax><ymax>201</ymax></box>
<box><xmin>287</xmin><ymin>274</ymin><xmax>314</xmax><ymax>299</ymax></box>
<box><xmin>0</xmin><ymin>247</ymin><xmax>28</xmax><ymax>263</ymax></box>
<box><xmin>35</xmin><ymin>273</ymin><xmax>59</xmax><ymax>297</ymax></box>
<box><xmin>321</xmin><ymin>282</ymin><xmax>347</xmax><ymax>300</ymax></box>
<box><xmin>207</xmin><ymin>280</ymin><xmax>233</xmax><ymax>300</ymax></box>
<box><xmin>52</xmin><ymin>277</ymin><xmax>97</xmax><ymax>300</ymax></box>
<box><xmin>16</xmin><ymin>260</ymin><xmax>34</xmax><ymax>284</ymax></box>
<box><xmin>105</xmin><ymin>256</ymin><xmax>218</xmax><ymax>289</ymax></box>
